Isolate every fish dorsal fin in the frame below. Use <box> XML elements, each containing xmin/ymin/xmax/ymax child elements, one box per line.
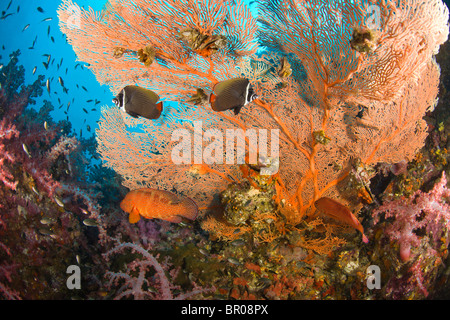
<box><xmin>125</xmin><ymin>85</ymin><xmax>160</xmax><ymax>104</ymax></box>
<box><xmin>213</xmin><ymin>78</ymin><xmax>248</xmax><ymax>97</ymax></box>
<box><xmin>212</xmin><ymin>78</ymin><xmax>250</xmax><ymax>112</ymax></box>
<box><xmin>124</xmin><ymin>86</ymin><xmax>162</xmax><ymax>119</ymax></box>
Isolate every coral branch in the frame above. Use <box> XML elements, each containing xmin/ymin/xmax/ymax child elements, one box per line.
<box><xmin>104</xmin><ymin>241</ymin><xmax>214</xmax><ymax>299</ymax></box>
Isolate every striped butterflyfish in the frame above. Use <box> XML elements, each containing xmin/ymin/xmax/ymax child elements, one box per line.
<box><xmin>209</xmin><ymin>77</ymin><xmax>257</xmax><ymax>115</ymax></box>
<box><xmin>113</xmin><ymin>85</ymin><xmax>163</xmax><ymax>120</ymax></box>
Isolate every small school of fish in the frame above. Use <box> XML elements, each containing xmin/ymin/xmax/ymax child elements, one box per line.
<box><xmin>6</xmin><ymin>1</ymin><xmax>260</xmax><ymax>133</ymax></box>
<box><xmin>1</xmin><ymin>2</ymin><xmax>98</xmax><ymax>137</ymax></box>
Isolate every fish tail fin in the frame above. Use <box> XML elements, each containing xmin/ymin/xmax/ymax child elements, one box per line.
<box><xmin>209</xmin><ymin>93</ymin><xmax>216</xmax><ymax>110</ymax></box>
<box><xmin>362</xmin><ymin>233</ymin><xmax>369</xmax><ymax>243</ymax></box>
<box><xmin>156</xmin><ymin>101</ymin><xmax>163</xmax><ymax>113</ymax></box>
<box><xmin>181</xmin><ymin>206</ymin><xmax>198</xmax><ymax>221</ymax></box>
<box><xmin>128</xmin><ymin>208</ymin><xmax>141</xmax><ymax>224</ymax></box>
<box><xmin>181</xmin><ymin>212</ymin><xmax>197</xmax><ymax>221</ymax></box>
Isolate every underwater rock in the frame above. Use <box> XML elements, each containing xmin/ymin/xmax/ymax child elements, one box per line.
<box><xmin>221</xmin><ymin>182</ymin><xmax>275</xmax><ymax>226</ymax></box>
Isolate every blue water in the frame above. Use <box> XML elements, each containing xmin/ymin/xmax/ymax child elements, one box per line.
<box><xmin>0</xmin><ymin>0</ymin><xmax>111</xmax><ymax>139</ymax></box>
<box><xmin>0</xmin><ymin>0</ymin><xmax>258</xmax><ymax>139</ymax></box>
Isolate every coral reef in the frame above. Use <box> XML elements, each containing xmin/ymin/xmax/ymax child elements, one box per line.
<box><xmin>2</xmin><ymin>0</ymin><xmax>450</xmax><ymax>301</ymax></box>
<box><xmin>0</xmin><ymin>52</ymin><xmax>86</xmax><ymax>299</ymax></box>
<box><xmin>85</xmin><ymin>0</ymin><xmax>449</xmax><ymax>251</ymax></box>
<box><xmin>58</xmin><ymin>0</ymin><xmax>450</xmax><ymax>300</ymax></box>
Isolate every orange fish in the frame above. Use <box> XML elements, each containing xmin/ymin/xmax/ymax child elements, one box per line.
<box><xmin>314</xmin><ymin>197</ymin><xmax>368</xmax><ymax>243</ymax></box>
<box><xmin>120</xmin><ymin>188</ymin><xmax>198</xmax><ymax>224</ymax></box>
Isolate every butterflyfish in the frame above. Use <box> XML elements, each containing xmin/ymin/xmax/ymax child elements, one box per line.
<box><xmin>209</xmin><ymin>77</ymin><xmax>257</xmax><ymax>115</ymax></box>
<box><xmin>113</xmin><ymin>85</ymin><xmax>163</xmax><ymax>120</ymax></box>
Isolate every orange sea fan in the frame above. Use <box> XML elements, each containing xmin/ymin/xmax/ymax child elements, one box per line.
<box><xmin>64</xmin><ymin>0</ymin><xmax>448</xmax><ymax>246</ymax></box>
<box><xmin>58</xmin><ymin>0</ymin><xmax>258</xmax><ymax>99</ymax></box>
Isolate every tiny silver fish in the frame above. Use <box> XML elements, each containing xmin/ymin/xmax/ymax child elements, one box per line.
<box><xmin>147</xmin><ymin>287</ymin><xmax>157</xmax><ymax>293</ymax></box>
<box><xmin>22</xmin><ymin>143</ymin><xmax>31</xmax><ymax>158</ymax></box>
<box><xmin>83</xmin><ymin>218</ymin><xmax>98</xmax><ymax>227</ymax></box>
<box><xmin>39</xmin><ymin>227</ymin><xmax>55</xmax><ymax>236</ymax></box>
<box><xmin>179</xmin><ymin>221</ymin><xmax>192</xmax><ymax>228</ymax></box>
<box><xmin>17</xmin><ymin>205</ymin><xmax>27</xmax><ymax>216</ymax></box>
<box><xmin>54</xmin><ymin>196</ymin><xmax>64</xmax><ymax>208</ymax></box>
<box><xmin>40</xmin><ymin>217</ymin><xmax>55</xmax><ymax>225</ymax></box>
<box><xmin>31</xmin><ymin>186</ymin><xmax>39</xmax><ymax>196</ymax></box>
<box><xmin>231</xmin><ymin>239</ymin><xmax>245</xmax><ymax>247</ymax></box>
<box><xmin>257</xmin><ymin>277</ymin><xmax>272</xmax><ymax>288</ymax></box>
<box><xmin>227</xmin><ymin>257</ymin><xmax>241</xmax><ymax>265</ymax></box>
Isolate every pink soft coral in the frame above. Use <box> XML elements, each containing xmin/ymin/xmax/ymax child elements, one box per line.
<box><xmin>0</xmin><ymin>112</ymin><xmax>19</xmax><ymax>190</ymax></box>
<box><xmin>373</xmin><ymin>172</ymin><xmax>450</xmax><ymax>262</ymax></box>
<box><xmin>104</xmin><ymin>240</ymin><xmax>214</xmax><ymax>300</ymax></box>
